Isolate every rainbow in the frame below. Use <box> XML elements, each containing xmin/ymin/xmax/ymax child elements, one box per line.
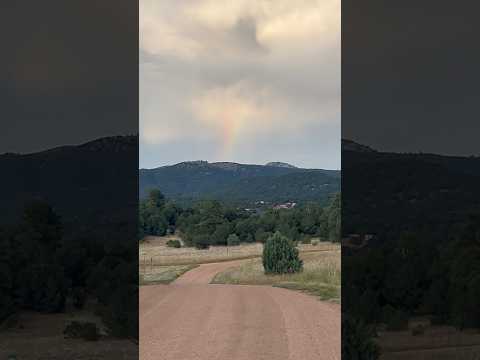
<box><xmin>220</xmin><ymin>117</ymin><xmax>240</xmax><ymax>159</ymax></box>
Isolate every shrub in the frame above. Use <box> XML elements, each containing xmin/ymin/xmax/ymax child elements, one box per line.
<box><xmin>255</xmin><ymin>230</ymin><xmax>270</xmax><ymax>243</ymax></box>
<box><xmin>301</xmin><ymin>236</ymin><xmax>312</xmax><ymax>244</ymax></box>
<box><xmin>227</xmin><ymin>234</ymin><xmax>240</xmax><ymax>246</ymax></box>
<box><xmin>195</xmin><ymin>243</ymin><xmax>209</xmax><ymax>250</ymax></box>
<box><xmin>411</xmin><ymin>325</ymin><xmax>425</xmax><ymax>336</ymax></box>
<box><xmin>381</xmin><ymin>305</ymin><xmax>396</xmax><ymax>323</ymax></box>
<box><xmin>342</xmin><ymin>315</ymin><xmax>380</xmax><ymax>360</ymax></box>
<box><xmin>72</xmin><ymin>287</ymin><xmax>87</xmax><ymax>309</ymax></box>
<box><xmin>386</xmin><ymin>310</ymin><xmax>409</xmax><ymax>331</ymax></box>
<box><xmin>311</xmin><ymin>239</ymin><xmax>320</xmax><ymax>246</ymax></box>
<box><xmin>430</xmin><ymin>315</ymin><xmax>447</xmax><ymax>326</ymax></box>
<box><xmin>262</xmin><ymin>232</ymin><xmax>303</xmax><ymax>274</ymax></box>
<box><xmin>166</xmin><ymin>239</ymin><xmax>181</xmax><ymax>248</ymax></box>
<box><xmin>63</xmin><ymin>321</ymin><xmax>99</xmax><ymax>341</ymax></box>
<box><xmin>192</xmin><ymin>234</ymin><xmax>210</xmax><ymax>249</ymax></box>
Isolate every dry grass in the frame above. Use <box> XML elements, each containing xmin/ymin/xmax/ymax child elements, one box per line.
<box><xmin>379</xmin><ymin>347</ymin><xmax>480</xmax><ymax>360</ymax></box>
<box><xmin>378</xmin><ymin>325</ymin><xmax>480</xmax><ymax>360</ymax></box>
<box><xmin>212</xmin><ymin>248</ymin><xmax>341</xmax><ymax>302</ymax></box>
<box><xmin>0</xmin><ymin>310</ymin><xmax>137</xmax><ymax>360</ymax></box>
<box><xmin>139</xmin><ymin>235</ymin><xmax>337</xmax><ymax>266</ymax></box>
<box><xmin>139</xmin><ymin>264</ymin><xmax>198</xmax><ymax>285</ymax></box>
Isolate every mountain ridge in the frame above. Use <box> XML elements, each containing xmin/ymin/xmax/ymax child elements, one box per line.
<box><xmin>0</xmin><ymin>135</ymin><xmax>138</xmax><ymax>225</ymax></box>
<box><xmin>343</xmin><ymin>141</ymin><xmax>480</xmax><ymax>238</ymax></box>
<box><xmin>139</xmin><ymin>160</ymin><xmax>340</xmax><ymax>205</ymax></box>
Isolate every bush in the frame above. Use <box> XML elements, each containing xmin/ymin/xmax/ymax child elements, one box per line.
<box><xmin>166</xmin><ymin>239</ymin><xmax>181</xmax><ymax>248</ymax></box>
<box><xmin>72</xmin><ymin>287</ymin><xmax>87</xmax><ymax>309</ymax></box>
<box><xmin>227</xmin><ymin>234</ymin><xmax>240</xmax><ymax>246</ymax></box>
<box><xmin>342</xmin><ymin>315</ymin><xmax>380</xmax><ymax>360</ymax></box>
<box><xmin>192</xmin><ymin>234</ymin><xmax>210</xmax><ymax>249</ymax></box>
<box><xmin>386</xmin><ymin>310</ymin><xmax>409</xmax><ymax>331</ymax></box>
<box><xmin>301</xmin><ymin>236</ymin><xmax>312</xmax><ymax>244</ymax></box>
<box><xmin>430</xmin><ymin>315</ymin><xmax>447</xmax><ymax>326</ymax></box>
<box><xmin>255</xmin><ymin>230</ymin><xmax>270</xmax><ymax>243</ymax></box>
<box><xmin>262</xmin><ymin>232</ymin><xmax>303</xmax><ymax>274</ymax></box>
<box><xmin>63</xmin><ymin>321</ymin><xmax>99</xmax><ymax>341</ymax></box>
<box><xmin>411</xmin><ymin>325</ymin><xmax>425</xmax><ymax>336</ymax></box>
<box><xmin>311</xmin><ymin>239</ymin><xmax>320</xmax><ymax>246</ymax></box>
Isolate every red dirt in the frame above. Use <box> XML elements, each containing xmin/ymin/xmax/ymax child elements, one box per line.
<box><xmin>140</xmin><ymin>260</ymin><xmax>340</xmax><ymax>360</ymax></box>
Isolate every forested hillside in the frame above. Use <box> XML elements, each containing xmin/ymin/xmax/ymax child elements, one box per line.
<box><xmin>0</xmin><ymin>136</ymin><xmax>138</xmax><ymax>225</ymax></box>
<box><xmin>342</xmin><ymin>141</ymin><xmax>480</xmax><ymax>346</ymax></box>
<box><xmin>139</xmin><ymin>161</ymin><xmax>340</xmax><ymax>206</ymax></box>
<box><xmin>0</xmin><ymin>136</ymin><xmax>138</xmax><ymax>338</ymax></box>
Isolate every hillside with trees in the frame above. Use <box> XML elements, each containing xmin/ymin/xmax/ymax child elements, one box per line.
<box><xmin>342</xmin><ymin>140</ymin><xmax>480</xmax><ymax>357</ymax></box>
<box><xmin>139</xmin><ymin>189</ymin><xmax>341</xmax><ymax>248</ymax></box>
<box><xmin>0</xmin><ymin>136</ymin><xmax>138</xmax><ymax>339</ymax></box>
<box><xmin>139</xmin><ymin>161</ymin><xmax>340</xmax><ymax>206</ymax></box>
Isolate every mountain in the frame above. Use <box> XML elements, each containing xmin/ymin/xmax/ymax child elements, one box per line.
<box><xmin>140</xmin><ymin>161</ymin><xmax>340</xmax><ymax>205</ymax></box>
<box><xmin>0</xmin><ymin>136</ymin><xmax>138</xmax><ymax>225</ymax></box>
<box><xmin>342</xmin><ymin>139</ymin><xmax>480</xmax><ymax>237</ymax></box>
<box><xmin>341</xmin><ymin>139</ymin><xmax>377</xmax><ymax>153</ymax></box>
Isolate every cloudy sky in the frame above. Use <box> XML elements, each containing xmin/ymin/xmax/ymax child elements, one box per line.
<box><xmin>140</xmin><ymin>0</ymin><xmax>340</xmax><ymax>169</ymax></box>
<box><xmin>0</xmin><ymin>1</ymin><xmax>137</xmax><ymax>155</ymax></box>
<box><xmin>343</xmin><ymin>0</ymin><xmax>480</xmax><ymax>157</ymax></box>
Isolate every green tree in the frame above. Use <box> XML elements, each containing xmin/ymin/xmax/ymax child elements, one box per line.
<box><xmin>0</xmin><ymin>230</ymin><xmax>14</xmax><ymax>321</ymax></box>
<box><xmin>262</xmin><ymin>232</ymin><xmax>303</xmax><ymax>274</ymax></box>
<box><xmin>146</xmin><ymin>189</ymin><xmax>165</xmax><ymax>208</ymax></box>
<box><xmin>212</xmin><ymin>222</ymin><xmax>231</xmax><ymax>245</ymax></box>
<box><xmin>342</xmin><ymin>315</ymin><xmax>380</xmax><ymax>360</ymax></box>
<box><xmin>227</xmin><ymin>234</ymin><xmax>240</xmax><ymax>246</ymax></box>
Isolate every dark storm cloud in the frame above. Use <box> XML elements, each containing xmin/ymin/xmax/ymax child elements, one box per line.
<box><xmin>0</xmin><ymin>1</ymin><xmax>137</xmax><ymax>154</ymax></box>
<box><xmin>343</xmin><ymin>0</ymin><xmax>480</xmax><ymax>155</ymax></box>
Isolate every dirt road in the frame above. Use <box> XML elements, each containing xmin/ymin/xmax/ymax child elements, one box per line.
<box><xmin>140</xmin><ymin>261</ymin><xmax>340</xmax><ymax>360</ymax></box>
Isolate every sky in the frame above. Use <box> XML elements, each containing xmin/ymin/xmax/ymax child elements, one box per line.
<box><xmin>342</xmin><ymin>0</ymin><xmax>480</xmax><ymax>156</ymax></box>
<box><xmin>140</xmin><ymin>0</ymin><xmax>341</xmax><ymax>169</ymax></box>
<box><xmin>0</xmin><ymin>1</ymin><xmax>137</xmax><ymax>155</ymax></box>
<box><xmin>2</xmin><ymin>0</ymin><xmax>478</xmax><ymax>164</ymax></box>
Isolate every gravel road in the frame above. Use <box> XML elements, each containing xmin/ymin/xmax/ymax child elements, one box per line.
<box><xmin>140</xmin><ymin>260</ymin><xmax>340</xmax><ymax>360</ymax></box>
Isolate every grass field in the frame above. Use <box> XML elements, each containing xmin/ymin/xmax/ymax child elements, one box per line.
<box><xmin>212</xmin><ymin>248</ymin><xmax>341</xmax><ymax>302</ymax></box>
<box><xmin>377</xmin><ymin>324</ymin><xmax>480</xmax><ymax>360</ymax></box>
<box><xmin>139</xmin><ymin>236</ymin><xmax>340</xmax><ymax>292</ymax></box>
<box><xmin>0</xmin><ymin>306</ymin><xmax>137</xmax><ymax>359</ymax></box>
<box><xmin>139</xmin><ymin>264</ymin><xmax>198</xmax><ymax>285</ymax></box>
<box><xmin>139</xmin><ymin>235</ymin><xmax>338</xmax><ymax>266</ymax></box>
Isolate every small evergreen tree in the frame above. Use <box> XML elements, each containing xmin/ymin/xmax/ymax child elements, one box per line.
<box><xmin>166</xmin><ymin>239</ymin><xmax>181</xmax><ymax>248</ymax></box>
<box><xmin>227</xmin><ymin>234</ymin><xmax>240</xmax><ymax>246</ymax></box>
<box><xmin>262</xmin><ymin>232</ymin><xmax>303</xmax><ymax>274</ymax></box>
<box><xmin>192</xmin><ymin>234</ymin><xmax>210</xmax><ymax>249</ymax></box>
<box><xmin>342</xmin><ymin>315</ymin><xmax>380</xmax><ymax>360</ymax></box>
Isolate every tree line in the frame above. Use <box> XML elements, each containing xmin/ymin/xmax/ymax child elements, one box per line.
<box><xmin>139</xmin><ymin>189</ymin><xmax>340</xmax><ymax>248</ymax></box>
<box><xmin>0</xmin><ymin>201</ymin><xmax>138</xmax><ymax>339</ymax></box>
<box><xmin>343</xmin><ymin>214</ymin><xmax>480</xmax><ymax>355</ymax></box>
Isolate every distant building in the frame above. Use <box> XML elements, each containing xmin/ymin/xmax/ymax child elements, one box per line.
<box><xmin>273</xmin><ymin>202</ymin><xmax>297</xmax><ymax>210</ymax></box>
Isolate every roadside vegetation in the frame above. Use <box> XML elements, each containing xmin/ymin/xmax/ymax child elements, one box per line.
<box><xmin>140</xmin><ymin>236</ymin><xmax>336</xmax><ymax>266</ymax></box>
<box><xmin>139</xmin><ymin>189</ymin><xmax>341</xmax><ymax>301</ymax></box>
<box><xmin>212</xmin><ymin>246</ymin><xmax>340</xmax><ymax>302</ymax></box>
<box><xmin>263</xmin><ymin>232</ymin><xmax>303</xmax><ymax>274</ymax></box>
<box><xmin>140</xmin><ymin>264</ymin><xmax>197</xmax><ymax>285</ymax></box>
